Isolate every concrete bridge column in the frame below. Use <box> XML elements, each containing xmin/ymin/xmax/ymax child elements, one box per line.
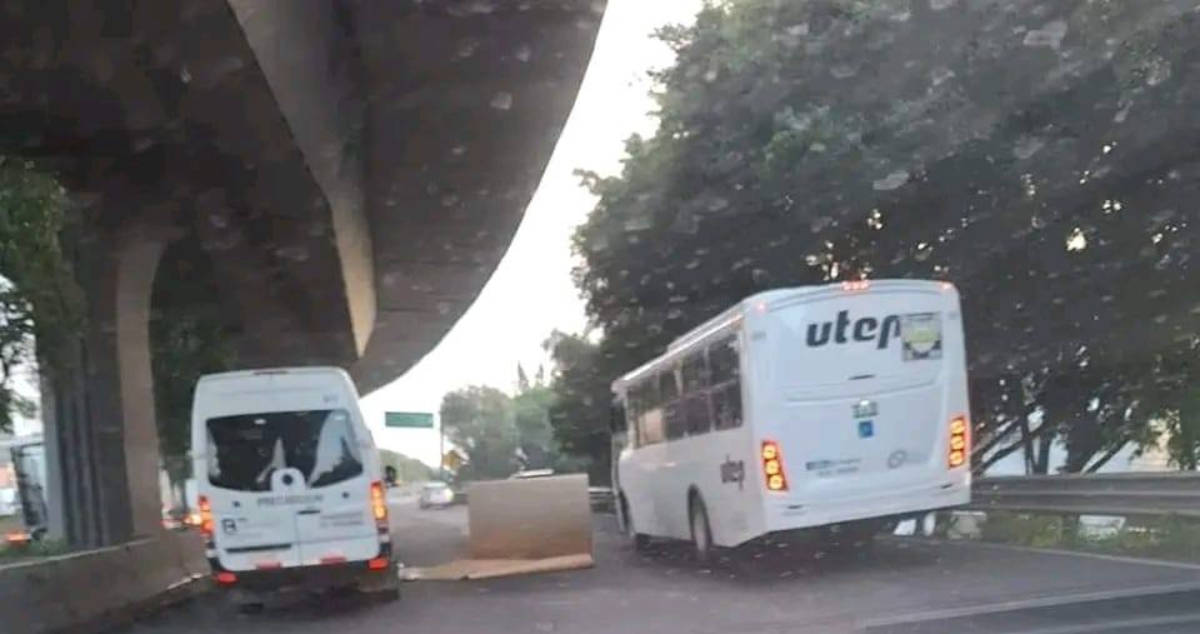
<box><xmin>42</xmin><ymin>216</ymin><xmax>173</xmax><ymax>547</ymax></box>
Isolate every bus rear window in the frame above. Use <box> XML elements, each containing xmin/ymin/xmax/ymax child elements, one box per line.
<box><xmin>206</xmin><ymin>409</ymin><xmax>364</xmax><ymax>491</ymax></box>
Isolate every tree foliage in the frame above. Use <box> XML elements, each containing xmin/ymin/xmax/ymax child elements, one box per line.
<box><xmin>150</xmin><ymin>241</ymin><xmax>237</xmax><ymax>484</ymax></box>
<box><xmin>440</xmin><ymin>385</ymin><xmax>520</xmax><ymax>481</ymax></box>
<box><xmin>545</xmin><ymin>331</ymin><xmax>619</xmax><ymax>484</ymax></box>
<box><xmin>568</xmin><ymin>0</ymin><xmax>1200</xmax><ymax>474</ymax></box>
<box><xmin>379</xmin><ymin>449</ymin><xmax>435</xmax><ymax>483</ymax></box>
<box><xmin>0</xmin><ymin>158</ymin><xmax>81</xmax><ymax>433</ymax></box>
<box><xmin>440</xmin><ymin>372</ymin><xmax>576</xmax><ymax>481</ymax></box>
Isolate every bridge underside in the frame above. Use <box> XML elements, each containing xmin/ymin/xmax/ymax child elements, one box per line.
<box><xmin>0</xmin><ymin>0</ymin><xmax>603</xmax><ymax>545</ymax></box>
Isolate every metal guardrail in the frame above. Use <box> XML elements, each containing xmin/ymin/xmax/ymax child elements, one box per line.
<box><xmin>970</xmin><ymin>472</ymin><xmax>1200</xmax><ymax>518</ymax></box>
<box><xmin>591</xmin><ymin>473</ymin><xmax>1200</xmax><ymax>519</ymax></box>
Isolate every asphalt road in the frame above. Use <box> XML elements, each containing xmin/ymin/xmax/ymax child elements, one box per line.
<box><xmin>113</xmin><ymin>498</ymin><xmax>1200</xmax><ymax>634</ymax></box>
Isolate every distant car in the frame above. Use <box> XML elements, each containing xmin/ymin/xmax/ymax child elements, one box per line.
<box><xmin>418</xmin><ymin>482</ymin><xmax>454</xmax><ymax>509</ymax></box>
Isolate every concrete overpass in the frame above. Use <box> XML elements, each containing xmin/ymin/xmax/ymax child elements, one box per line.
<box><xmin>0</xmin><ymin>0</ymin><xmax>604</xmax><ymax>546</ymax></box>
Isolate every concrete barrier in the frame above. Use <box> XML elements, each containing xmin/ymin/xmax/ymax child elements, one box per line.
<box><xmin>0</xmin><ymin>530</ymin><xmax>207</xmax><ymax>633</ymax></box>
<box><xmin>466</xmin><ymin>474</ymin><xmax>592</xmax><ymax>560</ymax></box>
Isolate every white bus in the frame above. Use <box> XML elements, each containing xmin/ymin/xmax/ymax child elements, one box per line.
<box><xmin>612</xmin><ymin>280</ymin><xmax>970</xmax><ymax>560</ymax></box>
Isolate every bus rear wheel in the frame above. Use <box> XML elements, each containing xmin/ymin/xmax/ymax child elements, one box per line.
<box><xmin>689</xmin><ymin>495</ymin><xmax>714</xmax><ymax>565</ymax></box>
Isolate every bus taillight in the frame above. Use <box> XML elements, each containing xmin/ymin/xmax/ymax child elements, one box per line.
<box><xmin>948</xmin><ymin>416</ymin><xmax>969</xmax><ymax>468</ymax></box>
<box><xmin>761</xmin><ymin>440</ymin><xmax>788</xmax><ymax>491</ymax></box>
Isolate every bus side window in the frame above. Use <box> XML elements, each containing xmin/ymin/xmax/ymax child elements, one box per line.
<box><xmin>682</xmin><ymin>351</ymin><xmax>712</xmax><ymax>436</ymax></box>
<box><xmin>710</xmin><ymin>335</ymin><xmax>743</xmax><ymax>430</ymax></box>
<box><xmin>624</xmin><ymin>388</ymin><xmax>640</xmax><ymax>448</ymax></box>
<box><xmin>661</xmin><ymin>367</ymin><xmax>685</xmax><ymax>440</ymax></box>
<box><xmin>636</xmin><ymin>380</ymin><xmax>666</xmax><ymax>446</ymax></box>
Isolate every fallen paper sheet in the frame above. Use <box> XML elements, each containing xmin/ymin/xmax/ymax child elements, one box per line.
<box><xmin>401</xmin><ymin>553</ymin><xmax>594</xmax><ymax>581</ymax></box>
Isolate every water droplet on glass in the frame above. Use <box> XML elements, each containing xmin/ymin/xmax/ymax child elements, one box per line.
<box><xmin>274</xmin><ymin>246</ymin><xmax>310</xmax><ymax>262</ymax></box>
<box><xmin>1144</xmin><ymin>57</ymin><xmax>1172</xmax><ymax>86</ymax></box>
<box><xmin>1013</xmin><ymin>137</ymin><xmax>1045</xmax><ymax>160</ymax></box>
<box><xmin>1065</xmin><ymin>228</ymin><xmax>1087</xmax><ymax>252</ymax></box>
<box><xmin>1023</xmin><ymin>20</ymin><xmax>1068</xmax><ymax>50</ymax></box>
<box><xmin>707</xmin><ymin>197</ymin><xmax>729</xmax><ymax>212</ymax></box>
<box><xmin>867</xmin><ymin>209</ymin><xmax>885</xmax><ymax>230</ymax></box>
<box><xmin>873</xmin><ymin>170</ymin><xmax>909</xmax><ymax>191</ymax></box>
<box><xmin>490</xmin><ymin>92</ymin><xmax>513</xmax><ymax>110</ymax></box>
<box><xmin>830</xmin><ymin>65</ymin><xmax>857</xmax><ymax>79</ymax></box>
<box><xmin>930</xmin><ymin>67</ymin><xmax>955</xmax><ymax>86</ymax></box>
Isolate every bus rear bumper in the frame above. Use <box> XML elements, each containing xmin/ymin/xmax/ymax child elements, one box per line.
<box><xmin>764</xmin><ymin>478</ymin><xmax>970</xmax><ymax>534</ymax></box>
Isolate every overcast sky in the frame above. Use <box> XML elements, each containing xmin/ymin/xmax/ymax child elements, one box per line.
<box><xmin>359</xmin><ymin>0</ymin><xmax>703</xmax><ymax>466</ymax></box>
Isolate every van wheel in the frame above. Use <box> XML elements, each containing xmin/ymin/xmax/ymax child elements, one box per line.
<box><xmin>621</xmin><ymin>494</ymin><xmax>650</xmax><ymax>552</ymax></box>
<box><xmin>689</xmin><ymin>494</ymin><xmax>714</xmax><ymax>565</ymax></box>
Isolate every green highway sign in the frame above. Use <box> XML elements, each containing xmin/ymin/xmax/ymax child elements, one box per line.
<box><xmin>385</xmin><ymin>412</ymin><xmax>435</xmax><ymax>428</ymax></box>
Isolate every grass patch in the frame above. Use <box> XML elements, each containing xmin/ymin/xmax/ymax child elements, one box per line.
<box><xmin>0</xmin><ymin>537</ymin><xmax>71</xmax><ymax>562</ymax></box>
<box><xmin>976</xmin><ymin>511</ymin><xmax>1200</xmax><ymax>563</ymax></box>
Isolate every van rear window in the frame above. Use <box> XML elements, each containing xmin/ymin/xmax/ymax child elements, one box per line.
<box><xmin>206</xmin><ymin>409</ymin><xmax>364</xmax><ymax>491</ymax></box>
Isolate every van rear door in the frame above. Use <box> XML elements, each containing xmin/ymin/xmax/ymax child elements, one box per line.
<box><xmin>206</xmin><ymin>414</ymin><xmax>303</xmax><ymax>571</ymax></box>
<box><xmin>289</xmin><ymin>410</ymin><xmax>379</xmax><ymax>565</ymax></box>
<box><xmin>766</xmin><ymin>286</ymin><xmax>961</xmax><ymax>508</ymax></box>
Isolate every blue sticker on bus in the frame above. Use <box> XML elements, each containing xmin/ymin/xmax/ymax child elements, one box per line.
<box><xmin>858</xmin><ymin>420</ymin><xmax>874</xmax><ymax>438</ymax></box>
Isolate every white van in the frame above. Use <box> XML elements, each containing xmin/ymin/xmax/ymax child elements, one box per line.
<box><xmin>612</xmin><ymin>280</ymin><xmax>970</xmax><ymax>560</ymax></box>
<box><xmin>191</xmin><ymin>367</ymin><xmax>398</xmax><ymax>602</ymax></box>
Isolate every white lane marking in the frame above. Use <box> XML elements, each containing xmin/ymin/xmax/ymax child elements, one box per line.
<box><xmin>998</xmin><ymin>612</ymin><xmax>1200</xmax><ymax>634</ymax></box>
<box><xmin>909</xmin><ymin>536</ymin><xmax>1200</xmax><ymax>572</ymax></box>
<box><xmin>859</xmin><ymin>580</ymin><xmax>1200</xmax><ymax>628</ymax></box>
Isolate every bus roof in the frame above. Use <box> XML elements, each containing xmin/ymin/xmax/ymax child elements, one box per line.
<box><xmin>612</xmin><ymin>279</ymin><xmax>952</xmax><ymax>391</ymax></box>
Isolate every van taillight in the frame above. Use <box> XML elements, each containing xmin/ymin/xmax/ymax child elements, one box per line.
<box><xmin>198</xmin><ymin>495</ymin><xmax>214</xmax><ymax>539</ymax></box>
<box><xmin>948</xmin><ymin>416</ymin><xmax>969</xmax><ymax>468</ymax></box>
<box><xmin>761</xmin><ymin>440</ymin><xmax>788</xmax><ymax>491</ymax></box>
<box><xmin>370</xmin><ymin>481</ymin><xmax>388</xmax><ymax>525</ymax></box>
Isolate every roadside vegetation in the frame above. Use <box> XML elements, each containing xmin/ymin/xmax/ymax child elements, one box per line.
<box><xmin>541</xmin><ymin>0</ymin><xmax>1200</xmax><ymax>477</ymax></box>
<box><xmin>965</xmin><ymin>511</ymin><xmax>1200</xmax><ymax>564</ymax></box>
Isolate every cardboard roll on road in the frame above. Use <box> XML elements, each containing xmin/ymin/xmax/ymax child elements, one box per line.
<box><xmin>466</xmin><ymin>474</ymin><xmax>592</xmax><ymax>560</ymax></box>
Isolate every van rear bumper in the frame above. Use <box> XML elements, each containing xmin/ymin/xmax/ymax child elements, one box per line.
<box><xmin>764</xmin><ymin>478</ymin><xmax>970</xmax><ymax>533</ymax></box>
<box><xmin>209</xmin><ymin>544</ymin><xmax>395</xmax><ymax>594</ymax></box>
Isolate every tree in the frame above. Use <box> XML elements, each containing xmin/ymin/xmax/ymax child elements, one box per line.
<box><xmin>512</xmin><ymin>384</ymin><xmax>556</xmax><ymax>469</ymax></box>
<box><xmin>569</xmin><ymin>0</ymin><xmax>1200</xmax><ymax>474</ymax></box>
<box><xmin>545</xmin><ymin>331</ymin><xmax>621</xmax><ymax>484</ymax></box>
<box><xmin>0</xmin><ymin>158</ymin><xmax>80</xmax><ymax>434</ymax></box>
<box><xmin>439</xmin><ymin>386</ymin><xmax>519</xmax><ymax>481</ymax></box>
<box><xmin>379</xmin><ymin>449</ymin><xmax>435</xmax><ymax>483</ymax></box>
<box><xmin>150</xmin><ymin>240</ymin><xmax>237</xmax><ymax>489</ymax></box>
<box><xmin>516</xmin><ymin>363</ymin><xmax>531</xmax><ymax>393</ymax></box>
